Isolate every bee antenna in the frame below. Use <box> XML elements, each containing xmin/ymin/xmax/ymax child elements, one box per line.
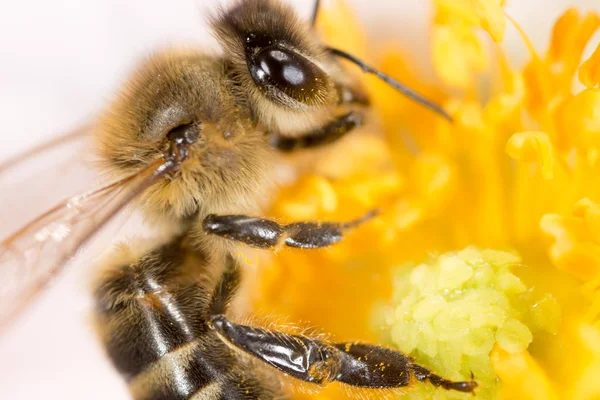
<box><xmin>311</xmin><ymin>0</ymin><xmax>321</xmax><ymax>26</ymax></box>
<box><xmin>327</xmin><ymin>47</ymin><xmax>453</xmax><ymax>122</ymax></box>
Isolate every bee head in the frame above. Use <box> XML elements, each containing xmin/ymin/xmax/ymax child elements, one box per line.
<box><xmin>96</xmin><ymin>49</ymin><xmax>273</xmax><ymax>223</ymax></box>
<box><xmin>211</xmin><ymin>0</ymin><xmax>338</xmax><ymax>115</ymax></box>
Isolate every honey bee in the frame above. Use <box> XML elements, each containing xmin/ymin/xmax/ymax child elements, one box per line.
<box><xmin>0</xmin><ymin>0</ymin><xmax>476</xmax><ymax>398</ymax></box>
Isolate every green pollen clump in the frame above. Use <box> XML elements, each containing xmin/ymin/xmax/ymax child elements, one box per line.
<box><xmin>378</xmin><ymin>247</ymin><xmax>560</xmax><ymax>399</ymax></box>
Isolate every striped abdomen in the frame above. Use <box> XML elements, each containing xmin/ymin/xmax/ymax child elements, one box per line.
<box><xmin>93</xmin><ymin>239</ymin><xmax>276</xmax><ymax>400</ymax></box>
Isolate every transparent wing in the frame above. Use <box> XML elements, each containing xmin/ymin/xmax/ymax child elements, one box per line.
<box><xmin>0</xmin><ymin>123</ymin><xmax>90</xmax><ymax>175</ymax></box>
<box><xmin>0</xmin><ymin>158</ymin><xmax>175</xmax><ymax>334</ymax></box>
<box><xmin>0</xmin><ymin>124</ymin><xmax>96</xmax><ymax>239</ymax></box>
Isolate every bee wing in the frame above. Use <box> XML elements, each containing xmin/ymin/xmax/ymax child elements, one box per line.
<box><xmin>0</xmin><ymin>157</ymin><xmax>175</xmax><ymax>334</ymax></box>
<box><xmin>0</xmin><ymin>124</ymin><xmax>98</xmax><ymax>238</ymax></box>
<box><xmin>0</xmin><ymin>123</ymin><xmax>90</xmax><ymax>176</ymax></box>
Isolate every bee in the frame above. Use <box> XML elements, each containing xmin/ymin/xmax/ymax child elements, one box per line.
<box><xmin>0</xmin><ymin>0</ymin><xmax>476</xmax><ymax>398</ymax></box>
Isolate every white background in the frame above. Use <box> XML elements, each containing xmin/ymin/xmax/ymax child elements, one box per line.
<box><xmin>0</xmin><ymin>1</ymin><xmax>599</xmax><ymax>399</ymax></box>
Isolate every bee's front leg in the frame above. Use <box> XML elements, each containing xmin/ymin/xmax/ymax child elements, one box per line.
<box><xmin>202</xmin><ymin>209</ymin><xmax>378</xmax><ymax>249</ymax></box>
<box><xmin>269</xmin><ymin>111</ymin><xmax>364</xmax><ymax>152</ymax></box>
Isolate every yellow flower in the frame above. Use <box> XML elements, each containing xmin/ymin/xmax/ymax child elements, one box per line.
<box><xmin>546</xmin><ymin>9</ymin><xmax>600</xmax><ymax>86</ymax></box>
<box><xmin>506</xmin><ymin>131</ymin><xmax>558</xmax><ymax>180</ymax></box>
<box><xmin>491</xmin><ymin>346</ymin><xmax>559</xmax><ymax>400</ymax></box>
<box><xmin>252</xmin><ymin>0</ymin><xmax>600</xmax><ymax>399</ymax></box>
<box><xmin>432</xmin><ymin>22</ymin><xmax>489</xmax><ymax>88</ymax></box>
<box><xmin>522</xmin><ymin>8</ymin><xmax>600</xmax><ymax>129</ymax></box>
<box><xmin>541</xmin><ymin>198</ymin><xmax>600</xmax><ymax>281</ymax></box>
<box><xmin>579</xmin><ymin>43</ymin><xmax>600</xmax><ymax>88</ymax></box>
<box><xmin>431</xmin><ymin>0</ymin><xmax>506</xmax><ymax>89</ymax></box>
<box><xmin>567</xmin><ymin>323</ymin><xmax>600</xmax><ymax>399</ymax></box>
<box><xmin>434</xmin><ymin>0</ymin><xmax>506</xmax><ymax>42</ymax></box>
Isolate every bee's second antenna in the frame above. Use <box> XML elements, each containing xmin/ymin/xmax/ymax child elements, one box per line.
<box><xmin>327</xmin><ymin>47</ymin><xmax>453</xmax><ymax>122</ymax></box>
<box><xmin>311</xmin><ymin>0</ymin><xmax>321</xmax><ymax>27</ymax></box>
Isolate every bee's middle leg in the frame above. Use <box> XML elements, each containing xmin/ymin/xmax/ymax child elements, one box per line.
<box><xmin>270</xmin><ymin>81</ymin><xmax>368</xmax><ymax>152</ymax></box>
<box><xmin>202</xmin><ymin>209</ymin><xmax>377</xmax><ymax>249</ymax></box>
<box><xmin>204</xmin><ymin>86</ymin><xmax>374</xmax><ymax>248</ymax></box>
<box><xmin>270</xmin><ymin>111</ymin><xmax>363</xmax><ymax>152</ymax></box>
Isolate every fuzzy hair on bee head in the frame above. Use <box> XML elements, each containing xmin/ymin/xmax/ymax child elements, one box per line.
<box><xmin>210</xmin><ymin>0</ymin><xmax>323</xmax><ymax>62</ymax></box>
<box><xmin>209</xmin><ymin>0</ymin><xmax>339</xmax><ymax>136</ymax></box>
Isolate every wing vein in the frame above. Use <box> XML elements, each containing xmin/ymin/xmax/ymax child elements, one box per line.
<box><xmin>0</xmin><ymin>158</ymin><xmax>175</xmax><ymax>335</ymax></box>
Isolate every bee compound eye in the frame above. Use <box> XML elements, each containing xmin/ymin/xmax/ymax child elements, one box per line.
<box><xmin>255</xmin><ymin>48</ymin><xmax>308</xmax><ymax>86</ymax></box>
<box><xmin>250</xmin><ymin>47</ymin><xmax>326</xmax><ymax>103</ymax></box>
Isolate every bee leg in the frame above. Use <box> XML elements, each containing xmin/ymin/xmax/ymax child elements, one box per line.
<box><xmin>202</xmin><ymin>209</ymin><xmax>378</xmax><ymax>249</ymax></box>
<box><xmin>208</xmin><ymin>254</ymin><xmax>241</xmax><ymax>315</ymax></box>
<box><xmin>208</xmin><ymin>314</ymin><xmax>478</xmax><ymax>393</ymax></box>
<box><xmin>270</xmin><ymin>111</ymin><xmax>363</xmax><ymax>152</ymax></box>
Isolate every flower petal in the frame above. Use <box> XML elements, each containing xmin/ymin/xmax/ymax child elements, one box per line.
<box><xmin>491</xmin><ymin>347</ymin><xmax>559</xmax><ymax>400</ymax></box>
<box><xmin>520</xmin><ymin>9</ymin><xmax>600</xmax><ymax>123</ymax></box>
<box><xmin>434</xmin><ymin>0</ymin><xmax>506</xmax><ymax>42</ymax></box>
<box><xmin>547</xmin><ymin>8</ymin><xmax>600</xmax><ymax>84</ymax></box>
<box><xmin>506</xmin><ymin>131</ymin><xmax>556</xmax><ymax>179</ymax></box>
<box><xmin>316</xmin><ymin>0</ymin><xmax>367</xmax><ymax>58</ymax></box>
<box><xmin>579</xmin><ymin>43</ymin><xmax>600</xmax><ymax>89</ymax></box>
<box><xmin>410</xmin><ymin>153</ymin><xmax>457</xmax><ymax>215</ymax></box>
<box><xmin>432</xmin><ymin>22</ymin><xmax>489</xmax><ymax>88</ymax></box>
<box><xmin>574</xmin><ymin>198</ymin><xmax>600</xmax><ymax>244</ymax></box>
<box><xmin>540</xmin><ymin>212</ymin><xmax>600</xmax><ymax>281</ymax></box>
<box><xmin>567</xmin><ymin>324</ymin><xmax>600</xmax><ymax>400</ymax></box>
<box><xmin>485</xmin><ymin>48</ymin><xmax>526</xmax><ymax>124</ymax></box>
<box><xmin>557</xmin><ymin>89</ymin><xmax>600</xmax><ymax>151</ymax></box>
<box><xmin>475</xmin><ymin>0</ymin><xmax>506</xmax><ymax>42</ymax></box>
